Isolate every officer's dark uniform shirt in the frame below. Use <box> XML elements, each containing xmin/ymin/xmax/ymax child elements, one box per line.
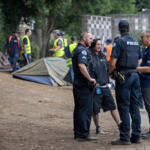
<box><xmin>90</xmin><ymin>52</ymin><xmax>109</xmax><ymax>85</ymax></box>
<box><xmin>10</xmin><ymin>37</ymin><xmax>21</xmax><ymax>56</ymax></box>
<box><xmin>111</xmin><ymin>33</ymin><xmax>141</xmax><ymax>70</ymax></box>
<box><xmin>72</xmin><ymin>43</ymin><xmax>91</xmax><ymax>87</ymax></box>
<box><xmin>140</xmin><ymin>46</ymin><xmax>150</xmax><ymax>88</ymax></box>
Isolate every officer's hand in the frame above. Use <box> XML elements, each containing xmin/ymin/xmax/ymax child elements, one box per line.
<box><xmin>136</xmin><ymin>67</ymin><xmax>139</xmax><ymax>72</ymax></box>
<box><xmin>89</xmin><ymin>78</ymin><xmax>96</xmax><ymax>86</ymax></box>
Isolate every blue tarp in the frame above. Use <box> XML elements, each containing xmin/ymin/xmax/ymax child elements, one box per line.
<box><xmin>13</xmin><ymin>74</ymin><xmax>57</xmax><ymax>85</ymax></box>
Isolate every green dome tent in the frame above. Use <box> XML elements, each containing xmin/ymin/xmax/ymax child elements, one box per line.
<box><xmin>12</xmin><ymin>57</ymin><xmax>70</xmax><ymax>86</ymax></box>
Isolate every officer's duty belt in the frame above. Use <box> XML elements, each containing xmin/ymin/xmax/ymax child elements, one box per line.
<box><xmin>118</xmin><ymin>69</ymin><xmax>136</xmax><ymax>73</ymax></box>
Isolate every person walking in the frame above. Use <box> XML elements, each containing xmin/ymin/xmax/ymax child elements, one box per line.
<box><xmin>109</xmin><ymin>20</ymin><xmax>142</xmax><ymax>145</ymax></box>
<box><xmin>72</xmin><ymin>32</ymin><xmax>97</xmax><ymax>141</ymax></box>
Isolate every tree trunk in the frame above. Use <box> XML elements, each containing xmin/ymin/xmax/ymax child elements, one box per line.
<box><xmin>32</xmin><ymin>17</ymin><xmax>55</xmax><ymax>58</ymax></box>
<box><xmin>32</xmin><ymin>23</ymin><xmax>42</xmax><ymax>50</ymax></box>
<box><xmin>40</xmin><ymin>30</ymin><xmax>50</xmax><ymax>58</ymax></box>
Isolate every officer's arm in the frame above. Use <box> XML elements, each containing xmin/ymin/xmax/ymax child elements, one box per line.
<box><xmin>51</xmin><ymin>46</ymin><xmax>61</xmax><ymax>51</ymax></box>
<box><xmin>78</xmin><ymin>63</ymin><xmax>96</xmax><ymax>85</ymax></box>
<box><xmin>138</xmin><ymin>59</ymin><xmax>142</xmax><ymax>66</ymax></box>
<box><xmin>136</xmin><ymin>66</ymin><xmax>150</xmax><ymax>73</ymax></box>
<box><xmin>51</xmin><ymin>40</ymin><xmax>64</xmax><ymax>51</ymax></box>
<box><xmin>109</xmin><ymin>56</ymin><xmax>117</xmax><ymax>74</ymax></box>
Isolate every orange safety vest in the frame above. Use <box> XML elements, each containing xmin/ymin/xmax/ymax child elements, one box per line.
<box><xmin>105</xmin><ymin>44</ymin><xmax>112</xmax><ymax>61</ymax></box>
<box><xmin>8</xmin><ymin>36</ymin><xmax>22</xmax><ymax>56</ymax></box>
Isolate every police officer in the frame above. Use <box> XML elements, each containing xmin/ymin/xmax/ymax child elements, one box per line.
<box><xmin>136</xmin><ymin>30</ymin><xmax>150</xmax><ymax>140</ymax></box>
<box><xmin>109</xmin><ymin>20</ymin><xmax>142</xmax><ymax>145</ymax></box>
<box><xmin>72</xmin><ymin>32</ymin><xmax>97</xmax><ymax>141</ymax></box>
<box><xmin>61</xmin><ymin>32</ymin><xmax>69</xmax><ymax>48</ymax></box>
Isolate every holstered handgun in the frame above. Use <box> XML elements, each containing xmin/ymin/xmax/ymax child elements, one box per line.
<box><xmin>112</xmin><ymin>70</ymin><xmax>126</xmax><ymax>85</ymax></box>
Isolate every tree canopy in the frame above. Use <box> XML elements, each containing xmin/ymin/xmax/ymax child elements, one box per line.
<box><xmin>0</xmin><ymin>0</ymin><xmax>149</xmax><ymax>56</ymax></box>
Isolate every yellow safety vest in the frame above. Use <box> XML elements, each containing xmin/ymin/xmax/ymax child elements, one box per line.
<box><xmin>64</xmin><ymin>38</ymin><xmax>68</xmax><ymax>47</ymax></box>
<box><xmin>22</xmin><ymin>35</ymin><xmax>31</xmax><ymax>54</ymax></box>
<box><xmin>52</xmin><ymin>38</ymin><xmax>64</xmax><ymax>57</ymax></box>
<box><xmin>66</xmin><ymin>43</ymin><xmax>77</xmax><ymax>66</ymax></box>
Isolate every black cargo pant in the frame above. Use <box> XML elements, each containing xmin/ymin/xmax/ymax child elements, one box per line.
<box><xmin>73</xmin><ymin>85</ymin><xmax>93</xmax><ymax>138</ymax></box>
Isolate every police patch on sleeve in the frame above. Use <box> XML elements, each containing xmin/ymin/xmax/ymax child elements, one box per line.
<box><xmin>81</xmin><ymin>50</ymin><xmax>87</xmax><ymax>55</ymax></box>
<box><xmin>113</xmin><ymin>42</ymin><xmax>116</xmax><ymax>47</ymax></box>
<box><xmin>82</xmin><ymin>56</ymin><xmax>86</xmax><ymax>59</ymax></box>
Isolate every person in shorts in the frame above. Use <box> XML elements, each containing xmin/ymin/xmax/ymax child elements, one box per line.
<box><xmin>89</xmin><ymin>38</ymin><xmax>120</xmax><ymax>134</ymax></box>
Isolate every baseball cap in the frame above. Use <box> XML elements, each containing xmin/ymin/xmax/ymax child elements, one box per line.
<box><xmin>106</xmin><ymin>39</ymin><xmax>112</xmax><ymax>44</ymax></box>
<box><xmin>60</xmin><ymin>32</ymin><xmax>65</xmax><ymax>36</ymax></box>
<box><xmin>71</xmin><ymin>36</ymin><xmax>77</xmax><ymax>41</ymax></box>
<box><xmin>119</xmin><ymin>20</ymin><xmax>129</xmax><ymax>29</ymax></box>
<box><xmin>53</xmin><ymin>30</ymin><xmax>60</xmax><ymax>35</ymax></box>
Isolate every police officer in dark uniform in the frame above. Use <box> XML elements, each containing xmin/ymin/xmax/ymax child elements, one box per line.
<box><xmin>137</xmin><ymin>30</ymin><xmax>150</xmax><ymax>140</ymax></box>
<box><xmin>109</xmin><ymin>20</ymin><xmax>142</xmax><ymax>145</ymax></box>
<box><xmin>72</xmin><ymin>32</ymin><xmax>97</xmax><ymax>141</ymax></box>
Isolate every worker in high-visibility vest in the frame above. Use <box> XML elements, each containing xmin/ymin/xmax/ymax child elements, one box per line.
<box><xmin>64</xmin><ymin>36</ymin><xmax>77</xmax><ymax>81</ymax></box>
<box><xmin>22</xmin><ymin>29</ymin><xmax>32</xmax><ymax>65</ymax></box>
<box><xmin>6</xmin><ymin>31</ymin><xmax>22</xmax><ymax>71</ymax></box>
<box><xmin>61</xmin><ymin>32</ymin><xmax>69</xmax><ymax>48</ymax></box>
<box><xmin>50</xmin><ymin>30</ymin><xmax>64</xmax><ymax>57</ymax></box>
<box><xmin>103</xmin><ymin>39</ymin><xmax>112</xmax><ymax>62</ymax></box>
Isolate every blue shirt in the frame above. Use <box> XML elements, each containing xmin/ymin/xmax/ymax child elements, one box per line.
<box><xmin>140</xmin><ymin>46</ymin><xmax>150</xmax><ymax>88</ymax></box>
<box><xmin>72</xmin><ymin>43</ymin><xmax>91</xmax><ymax>87</ymax></box>
<box><xmin>10</xmin><ymin>37</ymin><xmax>21</xmax><ymax>56</ymax></box>
<box><xmin>23</xmin><ymin>38</ymin><xmax>28</xmax><ymax>45</ymax></box>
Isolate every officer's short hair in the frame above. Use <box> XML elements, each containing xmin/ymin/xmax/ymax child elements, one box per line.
<box><xmin>80</xmin><ymin>32</ymin><xmax>91</xmax><ymax>40</ymax></box>
<box><xmin>143</xmin><ymin>29</ymin><xmax>150</xmax><ymax>36</ymax></box>
<box><xmin>25</xmin><ymin>29</ymin><xmax>31</xmax><ymax>34</ymax></box>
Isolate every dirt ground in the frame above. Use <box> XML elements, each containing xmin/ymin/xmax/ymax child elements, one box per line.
<box><xmin>0</xmin><ymin>72</ymin><xmax>150</xmax><ymax>150</ymax></box>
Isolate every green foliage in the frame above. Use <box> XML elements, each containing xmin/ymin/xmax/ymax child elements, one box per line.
<box><xmin>135</xmin><ymin>0</ymin><xmax>150</xmax><ymax>11</ymax></box>
<box><xmin>0</xmin><ymin>0</ymin><xmax>148</xmax><ymax>57</ymax></box>
<box><xmin>0</xmin><ymin>3</ymin><xmax>5</xmax><ymax>52</ymax></box>
<box><xmin>31</xmin><ymin>42</ymin><xmax>40</xmax><ymax>61</ymax></box>
<box><xmin>110</xmin><ymin>0</ymin><xmax>136</xmax><ymax>14</ymax></box>
<box><xmin>130</xmin><ymin>30</ymin><xmax>142</xmax><ymax>45</ymax></box>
